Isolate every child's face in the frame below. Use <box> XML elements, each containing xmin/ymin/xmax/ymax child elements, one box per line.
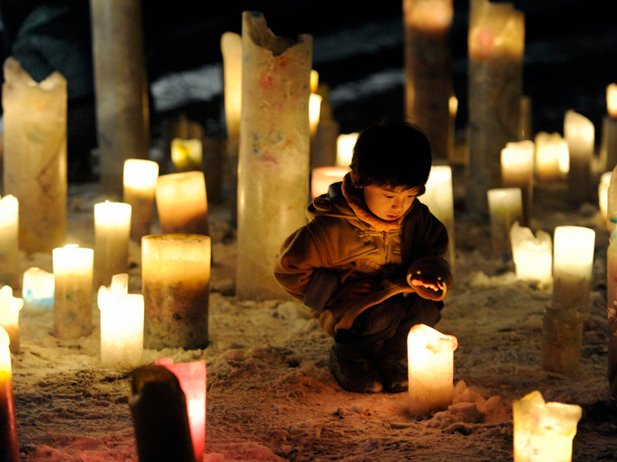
<box><xmin>362</xmin><ymin>184</ymin><xmax>418</xmax><ymax>221</ymax></box>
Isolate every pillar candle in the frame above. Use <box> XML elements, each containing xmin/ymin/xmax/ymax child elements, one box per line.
<box><xmin>309</xmin><ymin>93</ymin><xmax>322</xmax><ymax>139</ymax></box>
<box><xmin>509</xmin><ymin>222</ymin><xmax>552</xmax><ymax>284</ymax></box>
<box><xmin>500</xmin><ymin>140</ymin><xmax>534</xmax><ymax>225</ymax></box>
<box><xmin>0</xmin><ymin>195</ymin><xmax>19</xmax><ymax>289</ymax></box>
<box><xmin>94</xmin><ymin>201</ymin><xmax>131</xmax><ymax>288</ymax></box>
<box><xmin>123</xmin><ymin>158</ymin><xmax>159</xmax><ymax>242</ymax></box>
<box><xmin>542</xmin><ymin>306</ymin><xmax>584</xmax><ymax>375</ymax></box>
<box><xmin>156</xmin><ymin>358</ymin><xmax>206</xmax><ymax>462</ymax></box>
<box><xmin>466</xmin><ymin>0</ymin><xmax>524</xmax><ymax>217</ymax></box>
<box><xmin>535</xmin><ymin>132</ymin><xmax>569</xmax><ymax>182</ymax></box>
<box><xmin>21</xmin><ymin>267</ymin><xmax>54</xmax><ymax>310</ymax></box>
<box><xmin>155</xmin><ymin>171</ymin><xmax>209</xmax><ymax>235</ymax></box>
<box><xmin>421</xmin><ymin>165</ymin><xmax>456</xmax><ymax>273</ymax></box>
<box><xmin>335</xmin><ymin>132</ymin><xmax>359</xmax><ymax>167</ymax></box>
<box><xmin>0</xmin><ymin>286</ymin><xmax>23</xmax><ymax>354</ymax></box>
<box><xmin>0</xmin><ymin>326</ymin><xmax>19</xmax><ymax>462</ymax></box>
<box><xmin>130</xmin><ymin>365</ymin><xmax>195</xmax><ymax>462</ymax></box>
<box><xmin>236</xmin><ymin>11</ymin><xmax>312</xmax><ymax>300</ymax></box>
<box><xmin>142</xmin><ymin>234</ymin><xmax>210</xmax><ymax>349</ymax></box>
<box><xmin>607</xmin><ymin>228</ymin><xmax>617</xmax><ymax>399</ymax></box>
<box><xmin>564</xmin><ymin>110</ymin><xmax>594</xmax><ymax>205</ymax></box>
<box><xmin>600</xmin><ymin>83</ymin><xmax>617</xmax><ymax>171</ymax></box>
<box><xmin>2</xmin><ymin>57</ymin><xmax>67</xmax><ymax>253</ymax></box>
<box><xmin>487</xmin><ymin>187</ymin><xmax>523</xmax><ymax>260</ymax></box>
<box><xmin>171</xmin><ymin>138</ymin><xmax>203</xmax><ymax>172</ymax></box>
<box><xmin>513</xmin><ymin>390</ymin><xmax>581</xmax><ymax>462</ymax></box>
<box><xmin>311</xmin><ymin>166</ymin><xmax>350</xmax><ymax>199</ymax></box>
<box><xmin>91</xmin><ymin>0</ymin><xmax>150</xmax><ymax>195</ymax></box>
<box><xmin>403</xmin><ymin>0</ymin><xmax>454</xmax><ymax>161</ymax></box>
<box><xmin>98</xmin><ymin>273</ymin><xmax>144</xmax><ymax>368</ymax></box>
<box><xmin>52</xmin><ymin>244</ymin><xmax>94</xmax><ymax>339</ymax></box>
<box><xmin>407</xmin><ymin>324</ymin><xmax>458</xmax><ymax>416</ymax></box>
<box><xmin>598</xmin><ymin>170</ymin><xmax>612</xmax><ymax>225</ymax></box>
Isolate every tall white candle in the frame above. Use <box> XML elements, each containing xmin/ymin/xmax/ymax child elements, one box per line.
<box><xmin>94</xmin><ymin>201</ymin><xmax>131</xmax><ymax>287</ymax></box>
<box><xmin>155</xmin><ymin>171</ymin><xmax>209</xmax><ymax>235</ymax></box>
<box><xmin>0</xmin><ymin>195</ymin><xmax>19</xmax><ymax>289</ymax></box>
<box><xmin>510</xmin><ymin>222</ymin><xmax>552</xmax><ymax>284</ymax></box>
<box><xmin>123</xmin><ymin>158</ymin><xmax>159</xmax><ymax>242</ymax></box>
<box><xmin>407</xmin><ymin>324</ymin><xmax>458</xmax><ymax>416</ymax></box>
<box><xmin>52</xmin><ymin>244</ymin><xmax>94</xmax><ymax>339</ymax></box>
<box><xmin>98</xmin><ymin>273</ymin><xmax>144</xmax><ymax>368</ymax></box>
<box><xmin>0</xmin><ymin>326</ymin><xmax>19</xmax><ymax>461</ymax></box>
<box><xmin>564</xmin><ymin>110</ymin><xmax>594</xmax><ymax>204</ymax></box>
<box><xmin>535</xmin><ymin>132</ymin><xmax>569</xmax><ymax>182</ymax></box>
<box><xmin>21</xmin><ymin>267</ymin><xmax>55</xmax><ymax>310</ymax></box>
<box><xmin>500</xmin><ymin>140</ymin><xmax>534</xmax><ymax>225</ymax></box>
<box><xmin>311</xmin><ymin>166</ymin><xmax>350</xmax><ymax>199</ymax></box>
<box><xmin>487</xmin><ymin>187</ymin><xmax>523</xmax><ymax>259</ymax></box>
<box><xmin>0</xmin><ymin>286</ymin><xmax>23</xmax><ymax>354</ymax></box>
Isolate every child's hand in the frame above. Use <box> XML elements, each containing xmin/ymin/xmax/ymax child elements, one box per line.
<box><xmin>409</xmin><ymin>274</ymin><xmax>446</xmax><ymax>293</ymax></box>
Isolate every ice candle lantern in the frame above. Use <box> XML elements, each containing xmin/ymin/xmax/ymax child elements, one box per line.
<box><xmin>98</xmin><ymin>273</ymin><xmax>144</xmax><ymax>368</ymax></box>
<box><xmin>487</xmin><ymin>187</ymin><xmax>523</xmax><ymax>259</ymax></box>
<box><xmin>311</xmin><ymin>166</ymin><xmax>350</xmax><ymax>199</ymax></box>
<box><xmin>407</xmin><ymin>324</ymin><xmax>458</xmax><ymax>416</ymax></box>
<box><xmin>52</xmin><ymin>244</ymin><xmax>94</xmax><ymax>339</ymax></box>
<box><xmin>0</xmin><ymin>195</ymin><xmax>19</xmax><ymax>290</ymax></box>
<box><xmin>0</xmin><ymin>326</ymin><xmax>19</xmax><ymax>462</ymax></box>
<box><xmin>156</xmin><ymin>358</ymin><xmax>206</xmax><ymax>462</ymax></box>
<box><xmin>500</xmin><ymin>140</ymin><xmax>534</xmax><ymax>225</ymax></box>
<box><xmin>94</xmin><ymin>200</ymin><xmax>131</xmax><ymax>288</ymax></box>
<box><xmin>513</xmin><ymin>390</ymin><xmax>581</xmax><ymax>462</ymax></box>
<box><xmin>0</xmin><ymin>286</ymin><xmax>23</xmax><ymax>354</ymax></box>
<box><xmin>509</xmin><ymin>222</ymin><xmax>552</xmax><ymax>284</ymax></box>
<box><xmin>21</xmin><ymin>267</ymin><xmax>54</xmax><ymax>310</ymax></box>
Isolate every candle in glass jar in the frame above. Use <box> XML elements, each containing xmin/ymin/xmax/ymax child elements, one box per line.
<box><xmin>0</xmin><ymin>286</ymin><xmax>23</xmax><ymax>354</ymax></box>
<box><xmin>94</xmin><ymin>201</ymin><xmax>131</xmax><ymax>288</ymax></box>
<box><xmin>155</xmin><ymin>171</ymin><xmax>209</xmax><ymax>235</ymax></box>
<box><xmin>0</xmin><ymin>195</ymin><xmax>19</xmax><ymax>290</ymax></box>
<box><xmin>123</xmin><ymin>159</ymin><xmax>159</xmax><ymax>242</ymax></box>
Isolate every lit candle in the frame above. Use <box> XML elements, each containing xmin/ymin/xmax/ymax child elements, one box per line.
<box><xmin>599</xmin><ymin>171</ymin><xmax>612</xmax><ymax>224</ymax></box>
<box><xmin>407</xmin><ymin>324</ymin><xmax>458</xmax><ymax>416</ymax></box>
<box><xmin>123</xmin><ymin>158</ymin><xmax>159</xmax><ymax>242</ymax></box>
<box><xmin>21</xmin><ymin>267</ymin><xmax>55</xmax><ymax>310</ymax></box>
<box><xmin>509</xmin><ymin>222</ymin><xmax>552</xmax><ymax>284</ymax></box>
<box><xmin>97</xmin><ymin>273</ymin><xmax>144</xmax><ymax>368</ymax></box>
<box><xmin>311</xmin><ymin>166</ymin><xmax>350</xmax><ymax>199</ymax></box>
<box><xmin>0</xmin><ymin>326</ymin><xmax>19</xmax><ymax>462</ymax></box>
<box><xmin>156</xmin><ymin>358</ymin><xmax>206</xmax><ymax>462</ymax></box>
<box><xmin>94</xmin><ymin>201</ymin><xmax>131</xmax><ymax>288</ymax></box>
<box><xmin>421</xmin><ymin>165</ymin><xmax>456</xmax><ymax>272</ymax></box>
<box><xmin>52</xmin><ymin>244</ymin><xmax>94</xmax><ymax>339</ymax></box>
<box><xmin>535</xmin><ymin>132</ymin><xmax>569</xmax><ymax>182</ymax></box>
<box><xmin>155</xmin><ymin>171</ymin><xmax>209</xmax><ymax>235</ymax></box>
<box><xmin>600</xmin><ymin>83</ymin><xmax>617</xmax><ymax>171</ymax></box>
<box><xmin>336</xmin><ymin>132</ymin><xmax>359</xmax><ymax>167</ymax></box>
<box><xmin>142</xmin><ymin>234</ymin><xmax>211</xmax><ymax>349</ymax></box>
<box><xmin>564</xmin><ymin>110</ymin><xmax>594</xmax><ymax>204</ymax></box>
<box><xmin>2</xmin><ymin>57</ymin><xmax>67</xmax><ymax>253</ymax></box>
<box><xmin>513</xmin><ymin>390</ymin><xmax>581</xmax><ymax>462</ymax></box>
<box><xmin>0</xmin><ymin>195</ymin><xmax>19</xmax><ymax>289</ymax></box>
<box><xmin>309</xmin><ymin>93</ymin><xmax>322</xmax><ymax>139</ymax></box>
<box><xmin>500</xmin><ymin>140</ymin><xmax>534</xmax><ymax>225</ymax></box>
<box><xmin>0</xmin><ymin>286</ymin><xmax>23</xmax><ymax>354</ymax></box>
<box><xmin>171</xmin><ymin>138</ymin><xmax>203</xmax><ymax>172</ymax></box>
<box><xmin>487</xmin><ymin>187</ymin><xmax>523</xmax><ymax>259</ymax></box>
<box><xmin>311</xmin><ymin>118</ymin><xmax>340</xmax><ymax>168</ymax></box>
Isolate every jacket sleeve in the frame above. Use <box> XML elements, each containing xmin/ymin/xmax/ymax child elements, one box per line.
<box><xmin>273</xmin><ymin>224</ymin><xmax>339</xmax><ymax>312</ymax></box>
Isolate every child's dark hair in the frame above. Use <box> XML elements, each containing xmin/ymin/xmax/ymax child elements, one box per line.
<box><xmin>350</xmin><ymin>121</ymin><xmax>432</xmax><ymax>192</ymax></box>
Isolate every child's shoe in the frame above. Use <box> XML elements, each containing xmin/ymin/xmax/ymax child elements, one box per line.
<box><xmin>328</xmin><ymin>343</ymin><xmax>383</xmax><ymax>393</ymax></box>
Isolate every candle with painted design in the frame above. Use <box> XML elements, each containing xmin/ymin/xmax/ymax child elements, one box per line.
<box><xmin>311</xmin><ymin>166</ymin><xmax>350</xmax><ymax>199</ymax></box>
<box><xmin>0</xmin><ymin>195</ymin><xmax>19</xmax><ymax>289</ymax></box>
<box><xmin>155</xmin><ymin>171</ymin><xmax>209</xmax><ymax>235</ymax></box>
<box><xmin>0</xmin><ymin>286</ymin><xmax>23</xmax><ymax>354</ymax></box>
<box><xmin>407</xmin><ymin>324</ymin><xmax>458</xmax><ymax>416</ymax></box>
<box><xmin>94</xmin><ymin>201</ymin><xmax>131</xmax><ymax>287</ymax></box>
<box><xmin>98</xmin><ymin>273</ymin><xmax>144</xmax><ymax>368</ymax></box>
<box><xmin>52</xmin><ymin>244</ymin><xmax>94</xmax><ymax>339</ymax></box>
<box><xmin>513</xmin><ymin>390</ymin><xmax>581</xmax><ymax>462</ymax></box>
<box><xmin>123</xmin><ymin>158</ymin><xmax>159</xmax><ymax>242</ymax></box>
<box><xmin>500</xmin><ymin>140</ymin><xmax>534</xmax><ymax>225</ymax></box>
<box><xmin>0</xmin><ymin>326</ymin><xmax>19</xmax><ymax>462</ymax></box>
<box><xmin>487</xmin><ymin>187</ymin><xmax>523</xmax><ymax>259</ymax></box>
<box><xmin>171</xmin><ymin>138</ymin><xmax>203</xmax><ymax>172</ymax></box>
<box><xmin>156</xmin><ymin>358</ymin><xmax>206</xmax><ymax>462</ymax></box>
<box><xmin>535</xmin><ymin>132</ymin><xmax>569</xmax><ymax>182</ymax></box>
<box><xmin>564</xmin><ymin>110</ymin><xmax>594</xmax><ymax>204</ymax></box>
<box><xmin>601</xmin><ymin>83</ymin><xmax>617</xmax><ymax>171</ymax></box>
<box><xmin>336</xmin><ymin>132</ymin><xmax>359</xmax><ymax>167</ymax></box>
<box><xmin>22</xmin><ymin>267</ymin><xmax>55</xmax><ymax>310</ymax></box>
<box><xmin>510</xmin><ymin>222</ymin><xmax>552</xmax><ymax>284</ymax></box>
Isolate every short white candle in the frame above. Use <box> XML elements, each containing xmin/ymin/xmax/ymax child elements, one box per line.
<box><xmin>510</xmin><ymin>222</ymin><xmax>552</xmax><ymax>283</ymax></box>
<box><xmin>422</xmin><ymin>165</ymin><xmax>455</xmax><ymax>270</ymax></box>
<box><xmin>22</xmin><ymin>267</ymin><xmax>55</xmax><ymax>310</ymax></box>
<box><xmin>336</xmin><ymin>132</ymin><xmax>359</xmax><ymax>167</ymax></box>
<box><xmin>94</xmin><ymin>201</ymin><xmax>131</xmax><ymax>287</ymax></box>
<box><xmin>0</xmin><ymin>195</ymin><xmax>19</xmax><ymax>289</ymax></box>
<box><xmin>500</xmin><ymin>140</ymin><xmax>534</xmax><ymax>224</ymax></box>
<box><xmin>171</xmin><ymin>137</ymin><xmax>203</xmax><ymax>172</ymax></box>
<box><xmin>98</xmin><ymin>273</ymin><xmax>144</xmax><ymax>369</ymax></box>
<box><xmin>311</xmin><ymin>166</ymin><xmax>350</xmax><ymax>199</ymax></box>
<box><xmin>123</xmin><ymin>158</ymin><xmax>159</xmax><ymax>242</ymax></box>
<box><xmin>513</xmin><ymin>390</ymin><xmax>581</xmax><ymax>462</ymax></box>
<box><xmin>535</xmin><ymin>132</ymin><xmax>569</xmax><ymax>182</ymax></box>
<box><xmin>487</xmin><ymin>187</ymin><xmax>523</xmax><ymax>259</ymax></box>
<box><xmin>407</xmin><ymin>324</ymin><xmax>458</xmax><ymax>416</ymax></box>
<box><xmin>155</xmin><ymin>171</ymin><xmax>209</xmax><ymax>235</ymax></box>
<box><xmin>0</xmin><ymin>286</ymin><xmax>23</xmax><ymax>354</ymax></box>
<box><xmin>552</xmin><ymin>226</ymin><xmax>595</xmax><ymax>313</ymax></box>
<box><xmin>52</xmin><ymin>244</ymin><xmax>94</xmax><ymax>339</ymax></box>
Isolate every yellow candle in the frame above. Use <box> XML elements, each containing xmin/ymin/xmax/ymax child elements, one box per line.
<box><xmin>0</xmin><ymin>286</ymin><xmax>23</xmax><ymax>354</ymax></box>
<box><xmin>98</xmin><ymin>273</ymin><xmax>144</xmax><ymax>368</ymax></box>
<box><xmin>407</xmin><ymin>324</ymin><xmax>458</xmax><ymax>416</ymax></box>
<box><xmin>94</xmin><ymin>201</ymin><xmax>131</xmax><ymax>288</ymax></box>
<box><xmin>123</xmin><ymin>158</ymin><xmax>159</xmax><ymax>242</ymax></box>
<box><xmin>22</xmin><ymin>267</ymin><xmax>55</xmax><ymax>310</ymax></box>
<box><xmin>513</xmin><ymin>390</ymin><xmax>581</xmax><ymax>462</ymax></box>
<box><xmin>535</xmin><ymin>132</ymin><xmax>569</xmax><ymax>182</ymax></box>
<box><xmin>0</xmin><ymin>326</ymin><xmax>19</xmax><ymax>461</ymax></box>
<box><xmin>171</xmin><ymin>137</ymin><xmax>203</xmax><ymax>172</ymax></box>
<box><xmin>0</xmin><ymin>195</ymin><xmax>19</xmax><ymax>289</ymax></box>
<box><xmin>155</xmin><ymin>171</ymin><xmax>209</xmax><ymax>235</ymax></box>
<box><xmin>310</xmin><ymin>166</ymin><xmax>350</xmax><ymax>199</ymax></box>
<box><xmin>52</xmin><ymin>244</ymin><xmax>94</xmax><ymax>339</ymax></box>
<box><xmin>336</xmin><ymin>132</ymin><xmax>359</xmax><ymax>167</ymax></box>
<box><xmin>510</xmin><ymin>222</ymin><xmax>552</xmax><ymax>283</ymax></box>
